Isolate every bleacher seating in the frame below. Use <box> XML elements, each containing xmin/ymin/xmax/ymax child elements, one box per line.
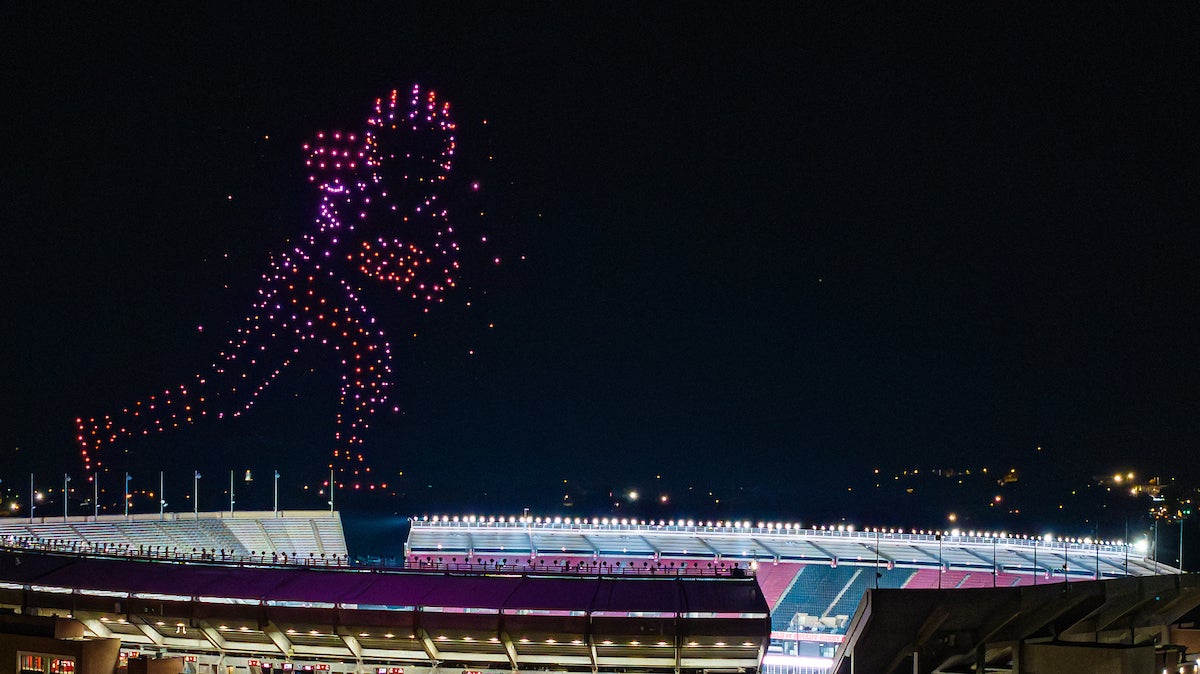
<box><xmin>772</xmin><ymin>565</ymin><xmax>861</xmax><ymax>632</ymax></box>
<box><xmin>996</xmin><ymin>572</ymin><xmax>1025</xmax><ymax>587</ymax></box>
<box><xmin>825</xmin><ymin>566</ymin><xmax>912</xmax><ymax>619</ymax></box>
<box><xmin>0</xmin><ymin>511</ymin><xmax>347</xmax><ymax>562</ymax></box>
<box><xmin>903</xmin><ymin>569</ymin><xmax>943</xmax><ymax>589</ymax></box>
<box><xmin>755</xmin><ymin>562</ymin><xmax>805</xmax><ymax>610</ymax></box>
<box><xmin>957</xmin><ymin>572</ymin><xmax>995</xmax><ymax>588</ymax></box>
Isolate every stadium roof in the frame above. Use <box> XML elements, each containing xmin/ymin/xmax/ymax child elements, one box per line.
<box><xmin>407</xmin><ymin>518</ymin><xmax>1174</xmax><ymax>579</ymax></box>
<box><xmin>832</xmin><ymin>574</ymin><xmax>1200</xmax><ymax>674</ymax></box>
<box><xmin>0</xmin><ymin>546</ymin><xmax>770</xmax><ymax>672</ymax></box>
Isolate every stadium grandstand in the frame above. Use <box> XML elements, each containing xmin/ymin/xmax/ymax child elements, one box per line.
<box><xmin>0</xmin><ymin>511</ymin><xmax>348</xmax><ymax>564</ymax></box>
<box><xmin>0</xmin><ymin>512</ymin><xmax>770</xmax><ymax>674</ymax></box>
<box><xmin>406</xmin><ymin>515</ymin><xmax>1179</xmax><ymax>674</ymax></box>
<box><xmin>0</xmin><ymin>510</ymin><xmax>1183</xmax><ymax>674</ymax></box>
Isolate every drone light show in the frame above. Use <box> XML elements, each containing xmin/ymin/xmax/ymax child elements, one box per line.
<box><xmin>76</xmin><ymin>85</ymin><xmax>469</xmax><ymax>483</ymax></box>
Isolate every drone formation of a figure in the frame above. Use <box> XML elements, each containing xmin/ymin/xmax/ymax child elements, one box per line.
<box><xmin>77</xmin><ymin>85</ymin><xmax>471</xmax><ymax>485</ymax></box>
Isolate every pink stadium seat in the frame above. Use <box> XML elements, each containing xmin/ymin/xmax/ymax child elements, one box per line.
<box><xmin>903</xmin><ymin>569</ymin><xmax>941</xmax><ymax>589</ymax></box>
<box><xmin>957</xmin><ymin>572</ymin><xmax>995</xmax><ymax>588</ymax></box>
<box><xmin>754</xmin><ymin>562</ymin><xmax>805</xmax><ymax>610</ymax></box>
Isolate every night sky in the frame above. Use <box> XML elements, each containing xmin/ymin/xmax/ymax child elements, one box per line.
<box><xmin>3</xmin><ymin>5</ymin><xmax>1198</xmax><ymax>541</ymax></box>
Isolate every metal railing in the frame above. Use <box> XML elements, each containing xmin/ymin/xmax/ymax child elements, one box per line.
<box><xmin>0</xmin><ymin>535</ymin><xmax>350</xmax><ymax>567</ymax></box>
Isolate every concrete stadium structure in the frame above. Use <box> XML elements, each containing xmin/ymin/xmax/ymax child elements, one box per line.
<box><xmin>0</xmin><ymin>513</ymin><xmax>769</xmax><ymax>674</ymax></box>
<box><xmin>833</xmin><ymin>575</ymin><xmax>1200</xmax><ymax>673</ymax></box>
<box><xmin>0</xmin><ymin>511</ymin><xmax>1186</xmax><ymax>674</ymax></box>
<box><xmin>406</xmin><ymin>516</ymin><xmax>1179</xmax><ymax>673</ymax></box>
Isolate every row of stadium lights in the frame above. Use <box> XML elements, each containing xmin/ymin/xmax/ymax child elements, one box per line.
<box><xmin>107</xmin><ymin>619</ymin><xmax>743</xmax><ymax>648</ymax></box>
<box><xmin>421</xmin><ymin>515</ymin><xmax>1129</xmax><ymax>547</ymax></box>
<box><xmin>424</xmin><ymin>515</ymin><xmax>804</xmax><ymax>529</ymax></box>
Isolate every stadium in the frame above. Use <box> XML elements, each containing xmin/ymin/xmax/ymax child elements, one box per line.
<box><xmin>0</xmin><ymin>512</ymin><xmax>768</xmax><ymax>674</ymax></box>
<box><xmin>1</xmin><ymin>511</ymin><xmax>1193</xmax><ymax>674</ymax></box>
<box><xmin>405</xmin><ymin>515</ymin><xmax>1186</xmax><ymax>672</ymax></box>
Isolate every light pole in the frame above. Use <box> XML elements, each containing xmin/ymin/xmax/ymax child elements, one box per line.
<box><xmin>1124</xmin><ymin>518</ymin><xmax>1130</xmax><ymax>576</ymax></box>
<box><xmin>937</xmin><ymin>533</ymin><xmax>943</xmax><ymax>589</ymax></box>
<box><xmin>274</xmin><ymin>470</ymin><xmax>280</xmax><ymax>514</ymax></box>
<box><xmin>328</xmin><ymin>468</ymin><xmax>335</xmax><ymax>513</ymax></box>
<box><xmin>229</xmin><ymin>470</ymin><xmax>235</xmax><ymax>515</ymax></box>
<box><xmin>1180</xmin><ymin>516</ymin><xmax>1186</xmax><ymax>572</ymax></box>
<box><xmin>124</xmin><ymin>473</ymin><xmax>132</xmax><ymax>517</ymax></box>
<box><xmin>992</xmin><ymin>537</ymin><xmax>997</xmax><ymax>587</ymax></box>
<box><xmin>874</xmin><ymin>529</ymin><xmax>880</xmax><ymax>589</ymax></box>
<box><xmin>1154</xmin><ymin>518</ymin><xmax>1160</xmax><ymax>574</ymax></box>
<box><xmin>63</xmin><ymin>474</ymin><xmax>70</xmax><ymax>521</ymax></box>
<box><xmin>1062</xmin><ymin>538</ymin><xmax>1068</xmax><ymax>580</ymax></box>
<box><xmin>193</xmin><ymin>471</ymin><xmax>201</xmax><ymax>518</ymax></box>
<box><xmin>1033</xmin><ymin>537</ymin><xmax>1038</xmax><ymax>586</ymax></box>
<box><xmin>159</xmin><ymin>471</ymin><xmax>166</xmax><ymax>520</ymax></box>
<box><xmin>29</xmin><ymin>473</ymin><xmax>35</xmax><ymax>523</ymax></box>
<box><xmin>93</xmin><ymin>472</ymin><xmax>99</xmax><ymax>519</ymax></box>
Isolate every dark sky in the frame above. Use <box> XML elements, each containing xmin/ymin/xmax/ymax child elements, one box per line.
<box><xmin>3</xmin><ymin>5</ymin><xmax>1198</xmax><ymax>536</ymax></box>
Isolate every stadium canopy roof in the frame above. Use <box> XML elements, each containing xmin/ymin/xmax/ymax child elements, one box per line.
<box><xmin>0</xmin><ymin>547</ymin><xmax>769</xmax><ymax>673</ymax></box>
<box><xmin>832</xmin><ymin>574</ymin><xmax>1200</xmax><ymax>674</ymax></box>
<box><xmin>408</xmin><ymin>518</ymin><xmax>1173</xmax><ymax>579</ymax></box>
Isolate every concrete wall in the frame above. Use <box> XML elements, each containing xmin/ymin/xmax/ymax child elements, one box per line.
<box><xmin>1169</xmin><ymin>626</ymin><xmax>1200</xmax><ymax>657</ymax></box>
<box><xmin>0</xmin><ymin>632</ymin><xmax>119</xmax><ymax>674</ymax></box>
<box><xmin>80</xmin><ymin>640</ymin><xmax>120</xmax><ymax>674</ymax></box>
<box><xmin>128</xmin><ymin>657</ymin><xmax>184</xmax><ymax>674</ymax></box>
<box><xmin>1020</xmin><ymin>641</ymin><xmax>1154</xmax><ymax>674</ymax></box>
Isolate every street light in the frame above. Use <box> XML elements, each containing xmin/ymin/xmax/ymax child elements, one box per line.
<box><xmin>159</xmin><ymin>471</ymin><xmax>167</xmax><ymax>519</ymax></box>
<box><xmin>273</xmin><ymin>470</ymin><xmax>281</xmax><ymax>514</ymax></box>
<box><xmin>29</xmin><ymin>473</ymin><xmax>35</xmax><ymax>523</ymax></box>
<box><xmin>328</xmin><ymin>468</ymin><xmax>335</xmax><ymax>513</ymax></box>
<box><xmin>63</xmin><ymin>474</ymin><xmax>71</xmax><ymax>521</ymax></box>
<box><xmin>229</xmin><ymin>470</ymin><xmax>235</xmax><ymax>514</ymax></box>
<box><xmin>93</xmin><ymin>472</ymin><xmax>99</xmax><ymax>519</ymax></box>
<box><xmin>124</xmin><ymin>473</ymin><xmax>132</xmax><ymax>517</ymax></box>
